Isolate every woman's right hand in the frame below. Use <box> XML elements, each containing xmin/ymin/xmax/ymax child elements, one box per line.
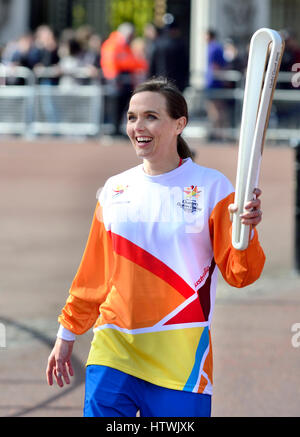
<box><xmin>46</xmin><ymin>337</ymin><xmax>74</xmax><ymax>388</ymax></box>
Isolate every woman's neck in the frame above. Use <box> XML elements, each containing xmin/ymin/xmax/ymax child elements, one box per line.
<box><xmin>143</xmin><ymin>155</ymin><xmax>182</xmax><ymax>176</ymax></box>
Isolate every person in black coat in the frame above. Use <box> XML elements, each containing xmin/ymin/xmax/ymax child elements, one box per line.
<box><xmin>148</xmin><ymin>21</ymin><xmax>189</xmax><ymax>92</ymax></box>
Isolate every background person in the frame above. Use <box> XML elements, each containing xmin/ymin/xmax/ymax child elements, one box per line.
<box><xmin>100</xmin><ymin>22</ymin><xmax>148</xmax><ymax>137</ymax></box>
<box><xmin>204</xmin><ymin>29</ymin><xmax>229</xmax><ymax>141</ymax></box>
<box><xmin>148</xmin><ymin>19</ymin><xmax>189</xmax><ymax>92</ymax></box>
<box><xmin>33</xmin><ymin>25</ymin><xmax>61</xmax><ymax>124</ymax></box>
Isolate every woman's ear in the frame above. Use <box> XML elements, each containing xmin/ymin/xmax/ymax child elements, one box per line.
<box><xmin>176</xmin><ymin>116</ymin><xmax>187</xmax><ymax>135</ymax></box>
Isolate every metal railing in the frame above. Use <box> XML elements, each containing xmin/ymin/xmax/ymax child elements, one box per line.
<box><xmin>184</xmin><ymin>70</ymin><xmax>300</xmax><ymax>143</ymax></box>
<box><xmin>0</xmin><ymin>65</ymin><xmax>104</xmax><ymax>138</ymax></box>
<box><xmin>0</xmin><ymin>66</ymin><xmax>299</xmax><ymax>142</ymax></box>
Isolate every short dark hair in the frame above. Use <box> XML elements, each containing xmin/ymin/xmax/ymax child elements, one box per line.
<box><xmin>207</xmin><ymin>29</ymin><xmax>217</xmax><ymax>40</ymax></box>
<box><xmin>132</xmin><ymin>77</ymin><xmax>193</xmax><ymax>159</ymax></box>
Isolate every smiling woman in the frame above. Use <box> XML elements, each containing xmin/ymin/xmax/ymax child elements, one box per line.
<box><xmin>46</xmin><ymin>76</ymin><xmax>266</xmax><ymax>418</ymax></box>
<box><xmin>131</xmin><ymin>78</ymin><xmax>193</xmax><ymax>155</ymax></box>
<box><xmin>126</xmin><ymin>92</ymin><xmax>185</xmax><ymax>175</ymax></box>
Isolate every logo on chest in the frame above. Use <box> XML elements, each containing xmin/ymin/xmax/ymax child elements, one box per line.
<box><xmin>112</xmin><ymin>184</ymin><xmax>129</xmax><ymax>198</ymax></box>
<box><xmin>177</xmin><ymin>185</ymin><xmax>202</xmax><ymax>213</ymax></box>
<box><xmin>111</xmin><ymin>184</ymin><xmax>131</xmax><ymax>205</ymax></box>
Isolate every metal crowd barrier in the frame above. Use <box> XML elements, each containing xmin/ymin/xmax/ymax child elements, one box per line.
<box><xmin>184</xmin><ymin>70</ymin><xmax>300</xmax><ymax>143</ymax></box>
<box><xmin>0</xmin><ymin>65</ymin><xmax>104</xmax><ymax>138</ymax></box>
<box><xmin>0</xmin><ymin>66</ymin><xmax>299</xmax><ymax>142</ymax></box>
<box><xmin>0</xmin><ymin>66</ymin><xmax>35</xmax><ymax>136</ymax></box>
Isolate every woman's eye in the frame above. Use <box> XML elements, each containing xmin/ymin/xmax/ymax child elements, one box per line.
<box><xmin>147</xmin><ymin>114</ymin><xmax>157</xmax><ymax>120</ymax></box>
<box><xmin>128</xmin><ymin>115</ymin><xmax>136</xmax><ymax>121</ymax></box>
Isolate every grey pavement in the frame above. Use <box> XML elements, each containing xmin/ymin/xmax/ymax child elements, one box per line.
<box><xmin>0</xmin><ymin>137</ymin><xmax>299</xmax><ymax>417</ymax></box>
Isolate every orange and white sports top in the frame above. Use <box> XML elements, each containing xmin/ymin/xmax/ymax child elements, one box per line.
<box><xmin>58</xmin><ymin>158</ymin><xmax>265</xmax><ymax>394</ymax></box>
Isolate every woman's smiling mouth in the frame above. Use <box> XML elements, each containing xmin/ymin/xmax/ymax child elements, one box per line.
<box><xmin>136</xmin><ymin>136</ymin><xmax>153</xmax><ymax>146</ymax></box>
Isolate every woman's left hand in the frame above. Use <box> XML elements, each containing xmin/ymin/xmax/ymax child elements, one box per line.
<box><xmin>228</xmin><ymin>188</ymin><xmax>263</xmax><ymax>227</ymax></box>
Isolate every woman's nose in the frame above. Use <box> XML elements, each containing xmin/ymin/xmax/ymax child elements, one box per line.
<box><xmin>134</xmin><ymin>117</ymin><xmax>145</xmax><ymax>131</ymax></box>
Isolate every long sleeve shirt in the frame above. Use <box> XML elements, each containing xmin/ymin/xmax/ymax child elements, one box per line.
<box><xmin>58</xmin><ymin>158</ymin><xmax>265</xmax><ymax>394</ymax></box>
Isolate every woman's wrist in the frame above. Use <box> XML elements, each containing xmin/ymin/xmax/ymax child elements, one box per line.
<box><xmin>57</xmin><ymin>324</ymin><xmax>76</xmax><ymax>341</ymax></box>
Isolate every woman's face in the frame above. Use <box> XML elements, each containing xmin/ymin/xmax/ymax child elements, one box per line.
<box><xmin>126</xmin><ymin>91</ymin><xmax>186</xmax><ymax>163</ymax></box>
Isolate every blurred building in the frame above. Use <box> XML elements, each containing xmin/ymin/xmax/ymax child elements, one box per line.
<box><xmin>0</xmin><ymin>0</ymin><xmax>300</xmax><ymax>87</ymax></box>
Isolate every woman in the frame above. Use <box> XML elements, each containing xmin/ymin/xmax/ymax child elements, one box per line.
<box><xmin>46</xmin><ymin>77</ymin><xmax>265</xmax><ymax>417</ymax></box>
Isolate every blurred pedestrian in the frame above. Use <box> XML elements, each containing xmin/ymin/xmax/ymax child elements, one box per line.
<box><xmin>148</xmin><ymin>20</ymin><xmax>189</xmax><ymax>92</ymax></box>
<box><xmin>73</xmin><ymin>25</ymin><xmax>102</xmax><ymax>83</ymax></box>
<box><xmin>223</xmin><ymin>38</ymin><xmax>246</xmax><ymax>128</ymax></box>
<box><xmin>58</xmin><ymin>28</ymin><xmax>77</xmax><ymax>60</ymax></box>
<box><xmin>58</xmin><ymin>37</ymin><xmax>83</xmax><ymax>87</ymax></box>
<box><xmin>6</xmin><ymin>33</ymin><xmax>40</xmax><ymax>84</ymax></box>
<box><xmin>130</xmin><ymin>36</ymin><xmax>149</xmax><ymax>85</ymax></box>
<box><xmin>73</xmin><ymin>33</ymin><xmax>103</xmax><ymax>86</ymax></box>
<box><xmin>276</xmin><ymin>29</ymin><xmax>300</xmax><ymax>127</ymax></box>
<box><xmin>33</xmin><ymin>25</ymin><xmax>60</xmax><ymax>85</ymax></box>
<box><xmin>75</xmin><ymin>25</ymin><xmax>94</xmax><ymax>55</ymax></box>
<box><xmin>204</xmin><ymin>29</ymin><xmax>229</xmax><ymax>141</ymax></box>
<box><xmin>1</xmin><ymin>39</ymin><xmax>19</xmax><ymax>65</ymax></box>
<box><xmin>9</xmin><ymin>33</ymin><xmax>40</xmax><ymax>70</ymax></box>
<box><xmin>33</xmin><ymin>25</ymin><xmax>60</xmax><ymax>124</ymax></box>
<box><xmin>46</xmin><ymin>77</ymin><xmax>265</xmax><ymax>417</ymax></box>
<box><xmin>80</xmin><ymin>32</ymin><xmax>102</xmax><ymax>81</ymax></box>
<box><xmin>279</xmin><ymin>29</ymin><xmax>300</xmax><ymax>73</ymax></box>
<box><xmin>223</xmin><ymin>38</ymin><xmax>247</xmax><ymax>73</ymax></box>
<box><xmin>143</xmin><ymin>22</ymin><xmax>158</xmax><ymax>64</ymax></box>
<box><xmin>100</xmin><ymin>22</ymin><xmax>148</xmax><ymax>136</ymax></box>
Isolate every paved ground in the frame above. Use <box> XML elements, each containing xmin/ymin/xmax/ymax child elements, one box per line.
<box><xmin>0</xmin><ymin>136</ymin><xmax>299</xmax><ymax>417</ymax></box>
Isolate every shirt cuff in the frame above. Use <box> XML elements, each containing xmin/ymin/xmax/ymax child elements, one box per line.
<box><xmin>57</xmin><ymin>324</ymin><xmax>76</xmax><ymax>341</ymax></box>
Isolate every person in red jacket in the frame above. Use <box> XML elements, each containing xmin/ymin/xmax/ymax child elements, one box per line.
<box><xmin>101</xmin><ymin>23</ymin><xmax>148</xmax><ymax>136</ymax></box>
